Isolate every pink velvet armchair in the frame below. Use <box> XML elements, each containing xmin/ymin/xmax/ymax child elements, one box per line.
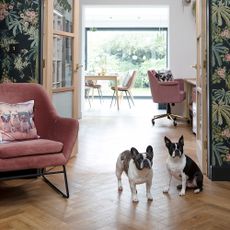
<box><xmin>0</xmin><ymin>83</ymin><xmax>79</xmax><ymax>198</ymax></box>
<box><xmin>147</xmin><ymin>70</ymin><xmax>187</xmax><ymax>126</ymax></box>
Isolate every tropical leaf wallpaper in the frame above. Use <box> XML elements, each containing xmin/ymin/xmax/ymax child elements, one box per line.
<box><xmin>210</xmin><ymin>0</ymin><xmax>230</xmax><ymax>167</ymax></box>
<box><xmin>0</xmin><ymin>0</ymin><xmax>41</xmax><ymax>83</ymax></box>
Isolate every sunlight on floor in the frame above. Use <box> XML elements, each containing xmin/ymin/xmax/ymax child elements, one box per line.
<box><xmin>83</xmin><ymin>97</ymin><xmax>158</xmax><ymax>118</ymax></box>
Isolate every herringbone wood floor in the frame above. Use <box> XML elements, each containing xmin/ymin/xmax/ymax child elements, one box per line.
<box><xmin>0</xmin><ymin>99</ymin><xmax>230</xmax><ymax>230</ymax></box>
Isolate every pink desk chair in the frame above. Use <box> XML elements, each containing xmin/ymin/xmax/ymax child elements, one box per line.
<box><xmin>147</xmin><ymin>69</ymin><xmax>187</xmax><ymax>126</ymax></box>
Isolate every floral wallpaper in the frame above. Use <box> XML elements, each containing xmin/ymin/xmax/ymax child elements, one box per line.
<box><xmin>0</xmin><ymin>0</ymin><xmax>41</xmax><ymax>83</ymax></box>
<box><xmin>210</xmin><ymin>0</ymin><xmax>230</xmax><ymax>167</ymax></box>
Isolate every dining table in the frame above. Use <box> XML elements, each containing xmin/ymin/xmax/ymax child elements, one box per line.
<box><xmin>85</xmin><ymin>75</ymin><xmax>120</xmax><ymax>110</ymax></box>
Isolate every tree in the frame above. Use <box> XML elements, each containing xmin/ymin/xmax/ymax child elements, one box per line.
<box><xmin>87</xmin><ymin>30</ymin><xmax>167</xmax><ymax>89</ymax></box>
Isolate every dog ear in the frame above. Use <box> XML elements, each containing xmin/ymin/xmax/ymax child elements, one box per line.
<box><xmin>146</xmin><ymin>145</ymin><xmax>153</xmax><ymax>154</ymax></box>
<box><xmin>146</xmin><ymin>145</ymin><xmax>153</xmax><ymax>159</ymax></box>
<box><xmin>179</xmin><ymin>135</ymin><xmax>184</xmax><ymax>146</ymax></box>
<box><xmin>164</xmin><ymin>136</ymin><xmax>171</xmax><ymax>147</ymax></box>
<box><xmin>130</xmin><ymin>147</ymin><xmax>139</xmax><ymax>159</ymax></box>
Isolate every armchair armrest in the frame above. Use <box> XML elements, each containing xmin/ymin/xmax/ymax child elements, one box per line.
<box><xmin>46</xmin><ymin>116</ymin><xmax>79</xmax><ymax>161</ymax></box>
<box><xmin>174</xmin><ymin>79</ymin><xmax>184</xmax><ymax>91</ymax></box>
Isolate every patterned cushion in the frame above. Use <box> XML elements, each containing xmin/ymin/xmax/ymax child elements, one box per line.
<box><xmin>156</xmin><ymin>70</ymin><xmax>174</xmax><ymax>82</ymax></box>
<box><xmin>0</xmin><ymin>100</ymin><xmax>39</xmax><ymax>143</ymax></box>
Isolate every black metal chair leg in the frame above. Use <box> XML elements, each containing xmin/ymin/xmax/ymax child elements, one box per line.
<box><xmin>42</xmin><ymin>165</ymin><xmax>69</xmax><ymax>198</ymax></box>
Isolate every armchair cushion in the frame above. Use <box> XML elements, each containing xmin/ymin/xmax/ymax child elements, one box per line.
<box><xmin>0</xmin><ymin>139</ymin><xmax>63</xmax><ymax>159</ymax></box>
<box><xmin>0</xmin><ymin>100</ymin><xmax>39</xmax><ymax>142</ymax></box>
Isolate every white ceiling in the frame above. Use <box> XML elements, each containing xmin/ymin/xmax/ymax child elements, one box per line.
<box><xmin>84</xmin><ymin>6</ymin><xmax>169</xmax><ymax>27</ymax></box>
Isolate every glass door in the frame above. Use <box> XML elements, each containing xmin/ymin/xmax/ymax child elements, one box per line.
<box><xmin>43</xmin><ymin>0</ymin><xmax>80</xmax><ymax>119</ymax></box>
<box><xmin>195</xmin><ymin>0</ymin><xmax>208</xmax><ymax>173</ymax></box>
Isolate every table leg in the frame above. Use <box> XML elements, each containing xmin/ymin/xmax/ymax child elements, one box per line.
<box><xmin>114</xmin><ymin>79</ymin><xmax>119</xmax><ymax>110</ymax></box>
<box><xmin>184</xmin><ymin>82</ymin><xmax>188</xmax><ymax>119</ymax></box>
<box><xmin>184</xmin><ymin>81</ymin><xmax>193</xmax><ymax>120</ymax></box>
<box><xmin>184</xmin><ymin>82</ymin><xmax>189</xmax><ymax>119</ymax></box>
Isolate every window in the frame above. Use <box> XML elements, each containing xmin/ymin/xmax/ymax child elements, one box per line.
<box><xmin>85</xmin><ymin>28</ymin><xmax>168</xmax><ymax>97</ymax></box>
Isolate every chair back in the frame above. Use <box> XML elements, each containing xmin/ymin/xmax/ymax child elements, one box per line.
<box><xmin>0</xmin><ymin>83</ymin><xmax>57</xmax><ymax>139</ymax></box>
<box><xmin>122</xmin><ymin>70</ymin><xmax>137</xmax><ymax>89</ymax></box>
<box><xmin>147</xmin><ymin>70</ymin><xmax>161</xmax><ymax>103</ymax></box>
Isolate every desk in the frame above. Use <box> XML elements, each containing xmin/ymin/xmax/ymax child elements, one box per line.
<box><xmin>85</xmin><ymin>75</ymin><xmax>120</xmax><ymax>110</ymax></box>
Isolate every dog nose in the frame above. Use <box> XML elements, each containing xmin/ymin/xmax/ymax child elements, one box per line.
<box><xmin>175</xmin><ymin>149</ymin><xmax>180</xmax><ymax>157</ymax></box>
<box><xmin>143</xmin><ymin>159</ymin><xmax>151</xmax><ymax>168</ymax></box>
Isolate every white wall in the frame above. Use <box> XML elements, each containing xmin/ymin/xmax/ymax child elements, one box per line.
<box><xmin>80</xmin><ymin>0</ymin><xmax>196</xmax><ymax>78</ymax></box>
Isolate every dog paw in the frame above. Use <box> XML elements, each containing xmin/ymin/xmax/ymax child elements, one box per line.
<box><xmin>118</xmin><ymin>186</ymin><xmax>123</xmax><ymax>192</ymax></box>
<box><xmin>163</xmin><ymin>187</ymin><xmax>169</xmax><ymax>193</ymax></box>
<box><xmin>147</xmin><ymin>194</ymin><xmax>153</xmax><ymax>201</ymax></box>
<box><xmin>179</xmin><ymin>191</ymin><xmax>185</xmax><ymax>196</ymax></box>
<box><xmin>194</xmin><ymin>188</ymin><xmax>201</xmax><ymax>194</ymax></box>
<box><xmin>132</xmin><ymin>196</ymin><xmax>139</xmax><ymax>203</ymax></box>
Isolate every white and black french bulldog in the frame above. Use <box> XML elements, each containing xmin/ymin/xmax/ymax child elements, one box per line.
<box><xmin>163</xmin><ymin>136</ymin><xmax>203</xmax><ymax>196</ymax></box>
<box><xmin>116</xmin><ymin>145</ymin><xmax>154</xmax><ymax>202</ymax></box>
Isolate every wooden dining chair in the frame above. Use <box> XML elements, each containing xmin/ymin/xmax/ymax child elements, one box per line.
<box><xmin>85</xmin><ymin>80</ymin><xmax>103</xmax><ymax>103</ymax></box>
<box><xmin>110</xmin><ymin>70</ymin><xmax>137</xmax><ymax>108</ymax></box>
<box><xmin>85</xmin><ymin>86</ymin><xmax>91</xmax><ymax>107</ymax></box>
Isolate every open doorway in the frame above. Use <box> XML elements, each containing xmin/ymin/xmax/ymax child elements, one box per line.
<box><xmin>83</xmin><ymin>6</ymin><xmax>169</xmax><ymax>99</ymax></box>
<box><xmin>80</xmin><ymin>3</ymin><xmax>196</xmax><ymax>114</ymax></box>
